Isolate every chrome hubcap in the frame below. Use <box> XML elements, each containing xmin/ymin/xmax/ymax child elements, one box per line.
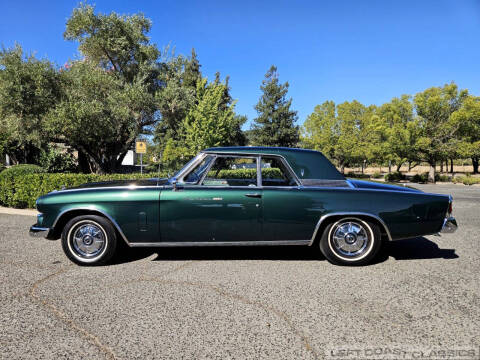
<box><xmin>71</xmin><ymin>223</ymin><xmax>106</xmax><ymax>258</ymax></box>
<box><xmin>331</xmin><ymin>221</ymin><xmax>369</xmax><ymax>257</ymax></box>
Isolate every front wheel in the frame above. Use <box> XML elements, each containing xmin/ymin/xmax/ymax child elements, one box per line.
<box><xmin>61</xmin><ymin>215</ymin><xmax>118</xmax><ymax>266</ymax></box>
<box><xmin>319</xmin><ymin>217</ymin><xmax>381</xmax><ymax>266</ymax></box>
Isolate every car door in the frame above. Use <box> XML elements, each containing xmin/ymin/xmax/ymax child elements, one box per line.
<box><xmin>160</xmin><ymin>155</ymin><xmax>263</xmax><ymax>243</ymax></box>
<box><xmin>260</xmin><ymin>156</ymin><xmax>316</xmax><ymax>241</ymax></box>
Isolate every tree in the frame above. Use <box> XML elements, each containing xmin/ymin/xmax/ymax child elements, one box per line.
<box><xmin>452</xmin><ymin>95</ymin><xmax>480</xmax><ymax>173</ymax></box>
<box><xmin>377</xmin><ymin>95</ymin><xmax>420</xmax><ymax>171</ymax></box>
<box><xmin>48</xmin><ymin>3</ymin><xmax>160</xmax><ymax>173</ymax></box>
<box><xmin>182</xmin><ymin>77</ymin><xmax>241</xmax><ymax>155</ymax></box>
<box><xmin>301</xmin><ymin>101</ymin><xmax>338</xmax><ymax>160</ymax></box>
<box><xmin>47</xmin><ymin>60</ymin><xmax>157</xmax><ymax>173</ymax></box>
<box><xmin>250</xmin><ymin>66</ymin><xmax>299</xmax><ymax>147</ymax></box>
<box><xmin>334</xmin><ymin>101</ymin><xmax>374</xmax><ymax>172</ymax></box>
<box><xmin>154</xmin><ymin>50</ymin><xmax>201</xmax><ymax>151</ymax></box>
<box><xmin>0</xmin><ymin>44</ymin><xmax>61</xmax><ymax>164</ymax></box>
<box><xmin>413</xmin><ymin>83</ymin><xmax>467</xmax><ymax>182</ymax></box>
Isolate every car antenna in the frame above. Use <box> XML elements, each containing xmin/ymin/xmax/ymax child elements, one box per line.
<box><xmin>156</xmin><ymin>151</ymin><xmax>161</xmax><ymax>187</ymax></box>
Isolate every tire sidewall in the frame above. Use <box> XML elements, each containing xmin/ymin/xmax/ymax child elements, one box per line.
<box><xmin>320</xmin><ymin>217</ymin><xmax>381</xmax><ymax>266</ymax></box>
<box><xmin>61</xmin><ymin>215</ymin><xmax>117</xmax><ymax>266</ymax></box>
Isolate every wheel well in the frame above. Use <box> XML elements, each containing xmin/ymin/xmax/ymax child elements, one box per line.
<box><xmin>50</xmin><ymin>210</ymin><xmax>124</xmax><ymax>242</ymax></box>
<box><xmin>310</xmin><ymin>214</ymin><xmax>390</xmax><ymax>246</ymax></box>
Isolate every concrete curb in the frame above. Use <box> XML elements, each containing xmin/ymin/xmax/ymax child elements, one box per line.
<box><xmin>0</xmin><ymin>207</ymin><xmax>38</xmax><ymax>216</ymax></box>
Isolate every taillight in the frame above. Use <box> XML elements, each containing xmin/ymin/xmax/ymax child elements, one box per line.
<box><xmin>448</xmin><ymin>202</ymin><xmax>452</xmax><ymax>215</ymax></box>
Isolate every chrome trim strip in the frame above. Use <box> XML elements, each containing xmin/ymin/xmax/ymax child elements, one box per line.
<box><xmin>309</xmin><ymin>212</ymin><xmax>393</xmax><ymax>245</ymax></box>
<box><xmin>129</xmin><ymin>240</ymin><xmax>311</xmax><ymax>247</ymax></box>
<box><xmin>51</xmin><ymin>207</ymin><xmax>131</xmax><ymax>246</ymax></box>
<box><xmin>50</xmin><ymin>185</ymin><xmax>163</xmax><ymax>194</ymax></box>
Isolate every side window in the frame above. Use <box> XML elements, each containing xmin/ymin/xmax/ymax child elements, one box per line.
<box><xmin>203</xmin><ymin>157</ymin><xmax>257</xmax><ymax>187</ymax></box>
<box><xmin>261</xmin><ymin>157</ymin><xmax>297</xmax><ymax>187</ymax></box>
<box><xmin>183</xmin><ymin>155</ymin><xmax>215</xmax><ymax>184</ymax></box>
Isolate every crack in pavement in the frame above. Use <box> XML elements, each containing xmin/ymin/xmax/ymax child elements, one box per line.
<box><xmin>28</xmin><ymin>266</ymin><xmax>118</xmax><ymax>360</ymax></box>
<box><xmin>26</xmin><ymin>259</ymin><xmax>319</xmax><ymax>359</ymax></box>
<box><xmin>26</xmin><ymin>260</ymin><xmax>197</xmax><ymax>360</ymax></box>
<box><xmin>136</xmin><ymin>276</ymin><xmax>320</xmax><ymax>360</ymax></box>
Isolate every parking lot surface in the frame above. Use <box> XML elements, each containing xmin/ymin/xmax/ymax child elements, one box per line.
<box><xmin>0</xmin><ymin>184</ymin><xmax>479</xmax><ymax>359</ymax></box>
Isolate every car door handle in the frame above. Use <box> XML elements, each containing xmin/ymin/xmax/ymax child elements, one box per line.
<box><xmin>245</xmin><ymin>193</ymin><xmax>262</xmax><ymax>198</ymax></box>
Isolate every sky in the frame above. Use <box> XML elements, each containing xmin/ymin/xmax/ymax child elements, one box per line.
<box><xmin>1</xmin><ymin>0</ymin><xmax>480</xmax><ymax>128</ymax></box>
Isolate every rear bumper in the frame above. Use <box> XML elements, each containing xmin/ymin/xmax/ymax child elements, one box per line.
<box><xmin>440</xmin><ymin>216</ymin><xmax>458</xmax><ymax>233</ymax></box>
<box><xmin>29</xmin><ymin>225</ymin><xmax>51</xmax><ymax>238</ymax></box>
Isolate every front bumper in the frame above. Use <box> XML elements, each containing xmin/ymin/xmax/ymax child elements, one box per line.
<box><xmin>440</xmin><ymin>216</ymin><xmax>458</xmax><ymax>233</ymax></box>
<box><xmin>29</xmin><ymin>225</ymin><xmax>51</xmax><ymax>238</ymax></box>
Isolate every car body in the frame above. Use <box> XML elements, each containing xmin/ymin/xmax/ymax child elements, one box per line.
<box><xmin>29</xmin><ymin>147</ymin><xmax>457</xmax><ymax>266</ymax></box>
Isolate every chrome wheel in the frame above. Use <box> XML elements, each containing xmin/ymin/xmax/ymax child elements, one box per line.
<box><xmin>329</xmin><ymin>219</ymin><xmax>372</xmax><ymax>259</ymax></box>
<box><xmin>69</xmin><ymin>221</ymin><xmax>107</xmax><ymax>259</ymax></box>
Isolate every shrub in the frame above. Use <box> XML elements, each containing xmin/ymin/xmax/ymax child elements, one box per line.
<box><xmin>371</xmin><ymin>171</ymin><xmax>383</xmax><ymax>179</ymax></box>
<box><xmin>410</xmin><ymin>172</ymin><xmax>451</xmax><ymax>183</ymax></box>
<box><xmin>0</xmin><ymin>171</ymin><xmax>165</xmax><ymax>209</ymax></box>
<box><xmin>346</xmin><ymin>171</ymin><xmax>370</xmax><ymax>179</ymax></box>
<box><xmin>437</xmin><ymin>174</ymin><xmax>450</xmax><ymax>182</ymax></box>
<box><xmin>0</xmin><ymin>164</ymin><xmax>45</xmax><ymax>177</ymax></box>
<box><xmin>0</xmin><ymin>165</ymin><xmax>47</xmax><ymax>207</ymax></box>
<box><xmin>411</xmin><ymin>173</ymin><xmax>428</xmax><ymax>183</ymax></box>
<box><xmin>39</xmin><ymin>146</ymin><xmax>78</xmax><ymax>173</ymax></box>
<box><xmin>384</xmin><ymin>171</ymin><xmax>405</xmax><ymax>182</ymax></box>
<box><xmin>452</xmin><ymin>176</ymin><xmax>480</xmax><ymax>185</ymax></box>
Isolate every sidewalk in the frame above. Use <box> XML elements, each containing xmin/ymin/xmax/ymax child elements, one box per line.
<box><xmin>0</xmin><ymin>206</ymin><xmax>38</xmax><ymax>216</ymax></box>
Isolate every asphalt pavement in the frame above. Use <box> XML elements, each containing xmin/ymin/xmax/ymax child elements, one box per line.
<box><xmin>0</xmin><ymin>184</ymin><xmax>479</xmax><ymax>360</ymax></box>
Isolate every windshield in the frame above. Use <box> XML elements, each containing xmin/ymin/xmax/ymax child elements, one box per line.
<box><xmin>171</xmin><ymin>154</ymin><xmax>201</xmax><ymax>181</ymax></box>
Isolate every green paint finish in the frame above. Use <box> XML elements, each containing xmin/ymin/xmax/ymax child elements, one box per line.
<box><xmin>160</xmin><ymin>187</ymin><xmax>262</xmax><ymax>242</ymax></box>
<box><xmin>37</xmin><ymin>187</ymin><xmax>161</xmax><ymax>243</ymax></box>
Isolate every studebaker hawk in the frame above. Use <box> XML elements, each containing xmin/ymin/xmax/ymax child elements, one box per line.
<box><xmin>29</xmin><ymin>147</ymin><xmax>457</xmax><ymax>266</ymax></box>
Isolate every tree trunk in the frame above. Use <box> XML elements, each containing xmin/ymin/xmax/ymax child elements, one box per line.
<box><xmin>450</xmin><ymin>159</ymin><xmax>453</xmax><ymax>174</ymax></box>
<box><xmin>78</xmin><ymin>150</ymin><xmax>93</xmax><ymax>174</ymax></box>
<box><xmin>428</xmin><ymin>161</ymin><xmax>436</xmax><ymax>183</ymax></box>
<box><xmin>340</xmin><ymin>163</ymin><xmax>345</xmax><ymax>174</ymax></box>
<box><xmin>396</xmin><ymin>162</ymin><xmax>403</xmax><ymax>172</ymax></box>
<box><xmin>440</xmin><ymin>162</ymin><xmax>443</xmax><ymax>173</ymax></box>
<box><xmin>473</xmin><ymin>157</ymin><xmax>479</xmax><ymax>174</ymax></box>
<box><xmin>388</xmin><ymin>160</ymin><xmax>391</xmax><ymax>174</ymax></box>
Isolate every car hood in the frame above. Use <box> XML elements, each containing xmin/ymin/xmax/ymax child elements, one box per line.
<box><xmin>348</xmin><ymin>179</ymin><xmax>422</xmax><ymax>193</ymax></box>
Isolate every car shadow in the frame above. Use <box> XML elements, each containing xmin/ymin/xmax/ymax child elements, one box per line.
<box><xmin>111</xmin><ymin>237</ymin><xmax>458</xmax><ymax>265</ymax></box>
<box><xmin>375</xmin><ymin>236</ymin><xmax>458</xmax><ymax>263</ymax></box>
<box><xmin>151</xmin><ymin>246</ymin><xmax>324</xmax><ymax>261</ymax></box>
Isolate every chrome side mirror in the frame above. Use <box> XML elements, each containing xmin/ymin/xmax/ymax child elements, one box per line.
<box><xmin>172</xmin><ymin>179</ymin><xmax>178</xmax><ymax>191</ymax></box>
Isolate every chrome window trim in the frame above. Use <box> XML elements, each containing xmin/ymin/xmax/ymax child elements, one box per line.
<box><xmin>203</xmin><ymin>151</ymin><xmax>302</xmax><ymax>186</ymax></box>
<box><xmin>129</xmin><ymin>240</ymin><xmax>311</xmax><ymax>247</ymax></box>
<box><xmin>177</xmin><ymin>153</ymin><xmax>211</xmax><ymax>184</ymax></box>
<box><xmin>198</xmin><ymin>154</ymin><xmax>260</xmax><ymax>188</ymax></box>
<box><xmin>309</xmin><ymin>212</ymin><xmax>393</xmax><ymax>245</ymax></box>
<box><xmin>259</xmin><ymin>155</ymin><xmax>300</xmax><ymax>187</ymax></box>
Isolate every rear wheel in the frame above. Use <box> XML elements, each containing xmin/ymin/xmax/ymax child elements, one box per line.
<box><xmin>319</xmin><ymin>217</ymin><xmax>381</xmax><ymax>266</ymax></box>
<box><xmin>61</xmin><ymin>215</ymin><xmax>118</xmax><ymax>266</ymax></box>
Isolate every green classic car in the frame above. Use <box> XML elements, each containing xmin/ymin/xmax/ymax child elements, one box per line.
<box><xmin>29</xmin><ymin>147</ymin><xmax>457</xmax><ymax>266</ymax></box>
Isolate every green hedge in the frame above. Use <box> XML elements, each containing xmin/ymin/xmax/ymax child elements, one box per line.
<box><xmin>453</xmin><ymin>175</ymin><xmax>480</xmax><ymax>185</ymax></box>
<box><xmin>214</xmin><ymin>168</ymin><xmax>283</xmax><ymax>179</ymax></box>
<box><xmin>0</xmin><ymin>172</ymin><xmax>164</xmax><ymax>209</ymax></box>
